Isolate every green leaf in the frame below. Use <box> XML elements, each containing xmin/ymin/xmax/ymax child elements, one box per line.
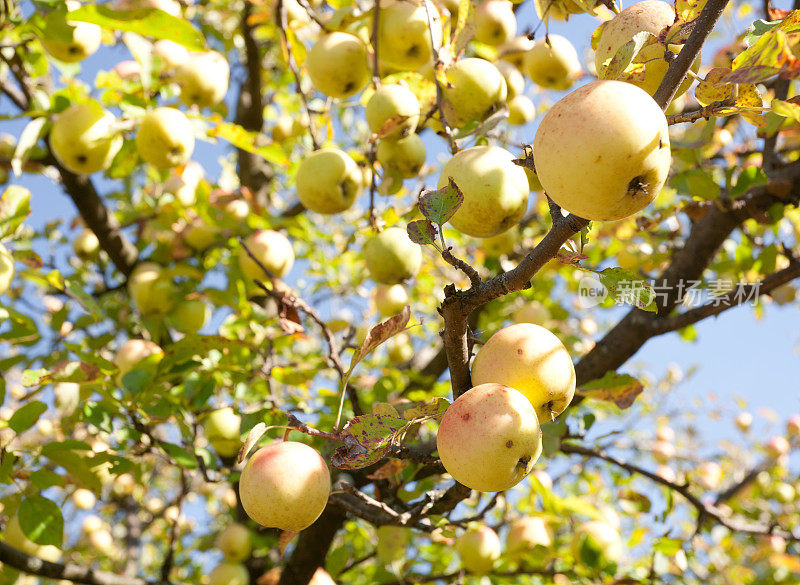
<box><xmin>206</xmin><ymin>120</ymin><xmax>289</xmax><ymax>167</ymax></box>
<box><xmin>330</xmin><ymin>413</ymin><xmax>408</xmax><ymax>469</ymax></box>
<box><xmin>744</xmin><ymin>18</ymin><xmax>781</xmax><ymax>46</ymax></box>
<box><xmin>30</xmin><ymin>469</ymin><xmax>65</xmax><ymax>490</ymax></box>
<box><xmin>599</xmin><ymin>31</ymin><xmax>654</xmax><ymax>80</ymax></box>
<box><xmin>121</xmin><ymin>368</ymin><xmax>154</xmax><ymax>395</ymax></box>
<box><xmin>402</xmin><ymin>397</ymin><xmax>449</xmax><ymax>421</ymax></box>
<box><xmin>0</xmin><ymin>186</ymin><xmax>31</xmax><ymax>240</ymax></box>
<box><xmin>578</xmin><ymin>371</ymin><xmax>644</xmax><ymax>410</ymax></box>
<box><xmin>11</xmin><ymin>116</ymin><xmax>47</xmax><ymax>177</ymax></box>
<box><xmin>453</xmin><ymin>0</ymin><xmax>478</xmax><ymax>56</ymax></box>
<box><xmin>541</xmin><ymin>418</ymin><xmax>566</xmax><ymax>457</ymax></box>
<box><xmin>19</xmin><ymin>495</ymin><xmax>63</xmax><ymax>547</ymax></box>
<box><xmin>67</xmin><ymin>5</ymin><xmax>205</xmax><ymax>51</ymax></box>
<box><xmin>597</xmin><ymin>267</ymin><xmax>657</xmax><ymax>312</ymax></box>
<box><xmin>0</xmin><ymin>451</ymin><xmax>15</xmax><ymax>484</ymax></box>
<box><xmin>417</xmin><ymin>178</ymin><xmax>464</xmax><ymax>225</ymax></box>
<box><xmin>159</xmin><ymin>443</ymin><xmax>198</xmax><ymax>469</ymax></box>
<box><xmin>406</xmin><ymin>220</ymin><xmax>438</xmax><ymax>246</ymax></box>
<box><xmin>653</xmin><ymin>537</ymin><xmax>683</xmax><ymax>555</ymax></box>
<box><xmin>8</xmin><ymin>401</ymin><xmax>47</xmax><ymax>434</ymax></box>
<box><xmin>731</xmin><ymin>165</ymin><xmax>768</xmax><ymax>197</ymax></box>
<box><xmin>672</xmin><ymin>168</ymin><xmax>721</xmax><ymax>200</ymax></box>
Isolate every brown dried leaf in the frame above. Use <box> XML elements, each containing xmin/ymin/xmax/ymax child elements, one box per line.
<box><xmin>279</xmin><ymin>530</ymin><xmax>298</xmax><ymax>556</ymax></box>
<box><xmin>366</xmin><ymin>459</ymin><xmax>408</xmax><ymax>480</ymax></box>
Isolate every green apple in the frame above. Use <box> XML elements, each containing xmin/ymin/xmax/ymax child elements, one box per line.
<box><xmin>203</xmin><ymin>407</ymin><xmax>242</xmax><ymax>457</ymax></box>
<box><xmin>512</xmin><ymin>300</ymin><xmax>550</xmax><ymax>325</ymax></box>
<box><xmin>373</xmin><ymin>284</ymin><xmax>409</xmax><ymax>317</ymax></box>
<box><xmin>572</xmin><ymin>520</ymin><xmax>622</xmax><ymax>566</ymax></box>
<box><xmin>595</xmin><ymin>0</ymin><xmax>700</xmax><ymax>98</ymax></box>
<box><xmin>208</xmin><ymin>563</ymin><xmax>249</xmax><ymax>585</ymax></box>
<box><xmin>498</xmin><ymin>35</ymin><xmax>536</xmax><ymax>69</ymax></box>
<box><xmin>376</xmin><ymin>525</ymin><xmax>409</xmax><ymax>564</ymax></box>
<box><xmin>136</xmin><ymin>107</ymin><xmax>195</xmax><ymax>169</ymax></box>
<box><xmin>377</xmin><ymin>0</ymin><xmax>443</xmax><ymax>71</ymax></box>
<box><xmin>128</xmin><ymin>262</ymin><xmax>176</xmax><ymax>316</ymax></box>
<box><xmin>306</xmin><ymin>32</ymin><xmax>370</xmax><ymax>99</ymax></box>
<box><xmin>296</xmin><ymin>148</ymin><xmax>362</xmax><ymax>214</ymax></box>
<box><xmin>0</xmin><ymin>243</ymin><xmax>14</xmax><ymax>295</ymax></box>
<box><xmin>152</xmin><ymin>39</ymin><xmax>190</xmax><ymax>69</ymax></box>
<box><xmin>114</xmin><ymin>339</ymin><xmax>164</xmax><ymax>383</ymax></box>
<box><xmin>182</xmin><ymin>218</ymin><xmax>218</xmax><ymax>251</ymax></box>
<box><xmin>471</xmin><ymin>323</ymin><xmax>575</xmax><ymax>423</ymax></box>
<box><xmin>474</xmin><ymin>0</ymin><xmax>517</xmax><ymax>46</ymax></box>
<box><xmin>494</xmin><ymin>60</ymin><xmax>525</xmax><ymax>99</ymax></box>
<box><xmin>387</xmin><ymin>333</ymin><xmax>414</xmax><ymax>364</ymax></box>
<box><xmin>507</xmin><ymin>94</ymin><xmax>536</xmax><ymax>125</ymax></box>
<box><xmin>523</xmin><ymin>34</ymin><xmax>582</xmax><ymax>91</ymax></box>
<box><xmin>50</xmin><ymin>101</ymin><xmax>123</xmax><ymax>175</ymax></box>
<box><xmin>364</xmin><ymin>227</ymin><xmax>423</xmax><ymax>284</ymax></box>
<box><xmin>239</xmin><ymin>229</ymin><xmax>294</xmax><ymax>280</ymax></box>
<box><xmin>215</xmin><ymin>523</ymin><xmax>252</xmax><ymax>562</ymax></box>
<box><xmin>437</xmin><ymin>383</ymin><xmax>542</xmax><ymax>491</ymax></box>
<box><xmin>455</xmin><ymin>525</ymin><xmax>501</xmax><ymax>574</ymax></box>
<box><xmin>169</xmin><ymin>298</ymin><xmax>210</xmax><ymax>334</ymax></box>
<box><xmin>73</xmin><ymin>228</ymin><xmax>100</xmax><ymax>260</ymax></box>
<box><xmin>40</xmin><ymin>7</ymin><xmax>102</xmax><ymax>63</ymax></box>
<box><xmin>506</xmin><ymin>516</ymin><xmax>553</xmax><ymax>557</ymax></box>
<box><xmin>534</xmin><ymin>80</ymin><xmax>671</xmax><ymax>221</ymax></box>
<box><xmin>377</xmin><ymin>134</ymin><xmax>426</xmax><ymax>179</ymax></box>
<box><xmin>366</xmin><ymin>84</ymin><xmax>421</xmax><ymax>140</ymax></box>
<box><xmin>443</xmin><ymin>58</ymin><xmax>507</xmax><ymax>128</ymax></box>
<box><xmin>175</xmin><ymin>50</ymin><xmax>230</xmax><ymax>108</ymax></box>
<box><xmin>438</xmin><ymin>145</ymin><xmax>528</xmax><ymax>238</ymax></box>
<box><xmin>272</xmin><ymin>114</ymin><xmax>308</xmax><ymax>143</ymax></box>
<box><xmin>239</xmin><ymin>441</ymin><xmax>331</xmax><ymax>532</ymax></box>
<box><xmin>482</xmin><ymin>225</ymin><xmax>519</xmax><ymax>256</ymax></box>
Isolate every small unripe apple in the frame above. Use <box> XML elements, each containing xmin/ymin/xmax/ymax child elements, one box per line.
<box><xmin>73</xmin><ymin>228</ymin><xmax>100</xmax><ymax>260</ymax></box>
<box><xmin>169</xmin><ymin>298</ymin><xmax>210</xmax><ymax>334</ymax></box>
<box><xmin>208</xmin><ymin>562</ymin><xmax>249</xmax><ymax>585</ymax></box>
<box><xmin>766</xmin><ymin>435</ymin><xmax>790</xmax><ymax>457</ymax></box>
<box><xmin>786</xmin><ymin>415</ymin><xmax>800</xmax><ymax>436</ymax></box>
<box><xmin>443</xmin><ymin>58</ymin><xmax>507</xmax><ymax>128</ymax></box>
<box><xmin>455</xmin><ymin>525</ymin><xmax>501</xmax><ymax>574</ymax></box>
<box><xmin>498</xmin><ymin>35</ymin><xmax>536</xmax><ymax>69</ymax></box>
<box><xmin>0</xmin><ymin>243</ymin><xmax>14</xmax><ymax>295</ymax></box>
<box><xmin>136</xmin><ymin>107</ymin><xmax>195</xmax><ymax>169</ymax></box>
<box><xmin>215</xmin><ymin>523</ymin><xmax>252</xmax><ymax>562</ymax></box>
<box><xmin>202</xmin><ymin>407</ymin><xmax>242</xmax><ymax>457</ymax></box>
<box><xmin>494</xmin><ymin>60</ymin><xmax>524</xmax><ymax>99</ymax></box>
<box><xmin>735</xmin><ymin>411</ymin><xmax>753</xmax><ymax>432</ymax></box>
<box><xmin>474</xmin><ymin>0</ymin><xmax>517</xmax><ymax>47</ymax></box>
<box><xmin>296</xmin><ymin>148</ymin><xmax>362</xmax><ymax>214</ymax></box>
<box><xmin>152</xmin><ymin>39</ymin><xmax>190</xmax><ymax>69</ymax></box>
<box><xmin>40</xmin><ymin>8</ymin><xmax>102</xmax><ymax>63</ymax></box>
<box><xmin>175</xmin><ymin>50</ymin><xmax>230</xmax><ymax>108</ymax></box>
<box><xmin>523</xmin><ymin>34</ymin><xmax>581</xmax><ymax>91</ymax></box>
<box><xmin>128</xmin><ymin>262</ymin><xmax>176</xmax><ymax>316</ymax></box>
<box><xmin>471</xmin><ymin>323</ymin><xmax>575</xmax><ymax>423</ymax></box>
<box><xmin>652</xmin><ymin>440</ymin><xmax>675</xmax><ymax>464</ymax></box>
<box><xmin>377</xmin><ymin>134</ymin><xmax>426</xmax><ymax>179</ymax></box>
<box><xmin>377</xmin><ymin>0</ymin><xmax>443</xmax><ymax>71</ymax></box>
<box><xmin>513</xmin><ymin>300</ymin><xmax>550</xmax><ymax>326</ymax></box>
<box><xmin>437</xmin><ymin>383</ymin><xmax>542</xmax><ymax>492</ymax></box>
<box><xmin>373</xmin><ymin>284</ymin><xmax>409</xmax><ymax>317</ymax></box>
<box><xmin>505</xmin><ymin>516</ymin><xmax>552</xmax><ymax>557</ymax></box>
<box><xmin>114</xmin><ymin>339</ymin><xmax>164</xmax><ymax>382</ymax></box>
<box><xmin>239</xmin><ymin>229</ymin><xmax>295</xmax><ymax>280</ymax></box>
<box><xmin>366</xmin><ymin>84</ymin><xmax>421</xmax><ymax>140</ymax></box>
<box><xmin>572</xmin><ymin>520</ymin><xmax>622</xmax><ymax>566</ymax></box>
<box><xmin>376</xmin><ymin>525</ymin><xmax>409</xmax><ymax>564</ymax></box>
<box><xmin>239</xmin><ymin>441</ymin><xmax>331</xmax><ymax>532</ymax></box>
<box><xmin>534</xmin><ymin>80</ymin><xmax>671</xmax><ymax>221</ymax></box>
<box><xmin>50</xmin><ymin>101</ymin><xmax>123</xmax><ymax>175</ymax></box>
<box><xmin>438</xmin><ymin>145</ymin><xmax>528</xmax><ymax>238</ymax></box>
<box><xmin>306</xmin><ymin>32</ymin><xmax>370</xmax><ymax>98</ymax></box>
<box><xmin>507</xmin><ymin>95</ymin><xmax>536</xmax><ymax>125</ymax></box>
<box><xmin>364</xmin><ymin>227</ymin><xmax>422</xmax><ymax>285</ymax></box>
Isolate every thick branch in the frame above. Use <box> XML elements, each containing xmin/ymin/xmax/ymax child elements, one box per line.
<box><xmin>277</xmin><ymin>506</ymin><xmax>347</xmax><ymax>585</ymax></box>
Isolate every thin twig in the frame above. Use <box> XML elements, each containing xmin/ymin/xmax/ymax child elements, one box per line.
<box><xmin>666</xmin><ymin>98</ymin><xmax>737</xmax><ymax>125</ymax></box>
<box><xmin>421</xmin><ymin>0</ymin><xmax>457</xmax><ymax>153</ymax></box>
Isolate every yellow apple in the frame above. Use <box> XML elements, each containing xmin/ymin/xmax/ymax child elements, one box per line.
<box><xmin>533</xmin><ymin>80</ymin><xmax>671</xmax><ymax>221</ymax></box>
<box><xmin>443</xmin><ymin>58</ymin><xmax>507</xmax><ymax>128</ymax></box>
<box><xmin>506</xmin><ymin>516</ymin><xmax>553</xmax><ymax>557</ymax></box>
<box><xmin>182</xmin><ymin>218</ymin><xmax>218</xmax><ymax>251</ymax></box>
<box><xmin>0</xmin><ymin>243</ymin><xmax>14</xmax><ymax>295</ymax></box>
<box><xmin>168</xmin><ymin>298</ymin><xmax>210</xmax><ymax>334</ymax></box>
<box><xmin>73</xmin><ymin>228</ymin><xmax>100</xmax><ymax>260</ymax></box>
<box><xmin>136</xmin><ymin>107</ymin><xmax>195</xmax><ymax>169</ymax></box>
<box><xmin>239</xmin><ymin>441</ymin><xmax>331</xmax><ymax>532</ymax></box>
<box><xmin>474</xmin><ymin>0</ymin><xmax>517</xmax><ymax>47</ymax></box>
<box><xmin>377</xmin><ymin>0</ymin><xmax>443</xmax><ymax>71</ymax></box>
<box><xmin>366</xmin><ymin>84</ymin><xmax>421</xmax><ymax>140</ymax></box>
<box><xmin>523</xmin><ymin>34</ymin><xmax>582</xmax><ymax>91</ymax></box>
<box><xmin>306</xmin><ymin>32</ymin><xmax>370</xmax><ymax>99</ymax></box>
<box><xmin>437</xmin><ymin>383</ymin><xmax>543</xmax><ymax>491</ymax></box>
<box><xmin>438</xmin><ymin>145</ymin><xmax>528</xmax><ymax>238</ymax></box>
<box><xmin>364</xmin><ymin>226</ymin><xmax>423</xmax><ymax>284</ymax></box>
<box><xmin>471</xmin><ymin>323</ymin><xmax>575</xmax><ymax>423</ymax></box>
<box><xmin>481</xmin><ymin>225</ymin><xmax>519</xmax><ymax>256</ymax></box>
<box><xmin>72</xmin><ymin>488</ymin><xmax>96</xmax><ymax>510</ymax></box>
<box><xmin>373</xmin><ymin>284</ymin><xmax>410</xmax><ymax>316</ymax></box>
<box><xmin>127</xmin><ymin>262</ymin><xmax>176</xmax><ymax>316</ymax></box>
<box><xmin>296</xmin><ymin>147</ymin><xmax>362</xmax><ymax>214</ymax></box>
<box><xmin>572</xmin><ymin>520</ymin><xmax>623</xmax><ymax>566</ymax></box>
<box><xmin>215</xmin><ymin>523</ymin><xmax>252</xmax><ymax>562</ymax></box>
<box><xmin>175</xmin><ymin>50</ymin><xmax>230</xmax><ymax>108</ymax></box>
<box><xmin>594</xmin><ymin>0</ymin><xmax>700</xmax><ymax>98</ymax></box>
<box><xmin>50</xmin><ymin>101</ymin><xmax>123</xmax><ymax>175</ymax></box>
<box><xmin>507</xmin><ymin>94</ymin><xmax>536</xmax><ymax>125</ymax></box>
<box><xmin>114</xmin><ymin>339</ymin><xmax>164</xmax><ymax>383</ymax></box>
<box><xmin>152</xmin><ymin>39</ymin><xmax>190</xmax><ymax>69</ymax></box>
<box><xmin>387</xmin><ymin>333</ymin><xmax>414</xmax><ymax>364</ymax></box>
<box><xmin>40</xmin><ymin>7</ymin><xmax>102</xmax><ymax>63</ymax></box>
<box><xmin>455</xmin><ymin>525</ymin><xmax>501</xmax><ymax>574</ymax></box>
<box><xmin>208</xmin><ymin>563</ymin><xmax>249</xmax><ymax>585</ymax></box>
<box><xmin>377</xmin><ymin>134</ymin><xmax>426</xmax><ymax>179</ymax></box>
<box><xmin>494</xmin><ymin>60</ymin><xmax>525</xmax><ymax>99</ymax></box>
<box><xmin>239</xmin><ymin>229</ymin><xmax>295</xmax><ymax>280</ymax></box>
<box><xmin>498</xmin><ymin>35</ymin><xmax>536</xmax><ymax>69</ymax></box>
<box><xmin>203</xmin><ymin>407</ymin><xmax>242</xmax><ymax>457</ymax></box>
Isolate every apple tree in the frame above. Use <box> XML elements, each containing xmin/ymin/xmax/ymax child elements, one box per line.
<box><xmin>0</xmin><ymin>0</ymin><xmax>799</xmax><ymax>583</ymax></box>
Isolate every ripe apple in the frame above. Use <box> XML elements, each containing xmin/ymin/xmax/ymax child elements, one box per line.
<box><xmin>202</xmin><ymin>407</ymin><xmax>242</xmax><ymax>457</ymax></box>
<box><xmin>437</xmin><ymin>383</ymin><xmax>543</xmax><ymax>492</ymax></box>
<box><xmin>152</xmin><ymin>39</ymin><xmax>190</xmax><ymax>69</ymax></box>
<box><xmin>4</xmin><ymin>513</ymin><xmax>62</xmax><ymax>562</ymax></box>
<box><xmin>786</xmin><ymin>415</ymin><xmax>800</xmax><ymax>436</ymax></box>
<box><xmin>438</xmin><ymin>145</ymin><xmax>528</xmax><ymax>238</ymax></box>
<box><xmin>128</xmin><ymin>262</ymin><xmax>176</xmax><ymax>316</ymax></box>
<box><xmin>652</xmin><ymin>440</ymin><xmax>675</xmax><ymax>464</ymax></box>
<box><xmin>443</xmin><ymin>58</ymin><xmax>507</xmax><ymax>128</ymax></box>
<box><xmin>296</xmin><ymin>148</ymin><xmax>362</xmax><ymax>214</ymax></box>
<box><xmin>239</xmin><ymin>229</ymin><xmax>295</xmax><ymax>280</ymax></box>
<box><xmin>364</xmin><ymin>226</ymin><xmax>423</xmax><ymax>285</ymax></box>
<box><xmin>474</xmin><ymin>0</ymin><xmax>517</xmax><ymax>47</ymax></box>
<box><xmin>222</xmin><ymin>198</ymin><xmax>251</xmax><ymax>222</ymax></box>
<box><xmin>366</xmin><ymin>84</ymin><xmax>421</xmax><ymax>140</ymax></box>
<box><xmin>215</xmin><ymin>523</ymin><xmax>252</xmax><ymax>562</ymax></box>
<box><xmin>377</xmin><ymin>134</ymin><xmax>426</xmax><ymax>179</ymax></box>
<box><xmin>498</xmin><ymin>35</ymin><xmax>536</xmax><ymax>69</ymax></box>
<box><xmin>494</xmin><ymin>60</ymin><xmax>524</xmax><ymax>99</ymax></box>
<box><xmin>505</xmin><ymin>516</ymin><xmax>553</xmax><ymax>557</ymax></box>
<box><xmin>0</xmin><ymin>243</ymin><xmax>14</xmax><ymax>295</ymax></box>
<box><xmin>470</xmin><ymin>323</ymin><xmax>575</xmax><ymax>423</ymax></box>
<box><xmin>73</xmin><ymin>228</ymin><xmax>100</xmax><ymax>260</ymax></box>
<box><xmin>376</xmin><ymin>525</ymin><xmax>408</xmax><ymax>564</ymax></box>
<box><xmin>175</xmin><ymin>50</ymin><xmax>230</xmax><ymax>108</ymax></box>
<box><xmin>373</xmin><ymin>284</ymin><xmax>409</xmax><ymax>317</ymax></box>
<box><xmin>766</xmin><ymin>435</ymin><xmax>790</xmax><ymax>457</ymax></box>
<box><xmin>50</xmin><ymin>101</ymin><xmax>123</xmax><ymax>175</ymax></box>
<box><xmin>735</xmin><ymin>411</ymin><xmax>753</xmax><ymax>432</ymax></box>
<box><xmin>507</xmin><ymin>95</ymin><xmax>536</xmax><ymax>125</ymax></box>
<box><xmin>40</xmin><ymin>7</ymin><xmax>102</xmax><ymax>63</ymax></box>
<box><xmin>594</xmin><ymin>0</ymin><xmax>700</xmax><ymax>98</ymax></box>
<box><xmin>136</xmin><ymin>107</ymin><xmax>195</xmax><ymax>169</ymax></box>
<box><xmin>572</xmin><ymin>520</ymin><xmax>623</xmax><ymax>566</ymax></box>
<box><xmin>455</xmin><ymin>525</ymin><xmax>501</xmax><ymax>574</ymax></box>
<box><xmin>239</xmin><ymin>441</ymin><xmax>331</xmax><ymax>532</ymax></box>
<box><xmin>533</xmin><ymin>80</ymin><xmax>671</xmax><ymax>221</ymax></box>
<box><xmin>523</xmin><ymin>34</ymin><xmax>582</xmax><ymax>91</ymax></box>
<box><xmin>208</xmin><ymin>562</ymin><xmax>249</xmax><ymax>585</ymax></box>
<box><xmin>305</xmin><ymin>32</ymin><xmax>370</xmax><ymax>99</ymax></box>
<box><xmin>376</xmin><ymin>0</ymin><xmax>443</xmax><ymax>71</ymax></box>
<box><xmin>513</xmin><ymin>300</ymin><xmax>550</xmax><ymax>326</ymax></box>
<box><xmin>114</xmin><ymin>339</ymin><xmax>164</xmax><ymax>382</ymax></box>
<box><xmin>169</xmin><ymin>298</ymin><xmax>210</xmax><ymax>334</ymax></box>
